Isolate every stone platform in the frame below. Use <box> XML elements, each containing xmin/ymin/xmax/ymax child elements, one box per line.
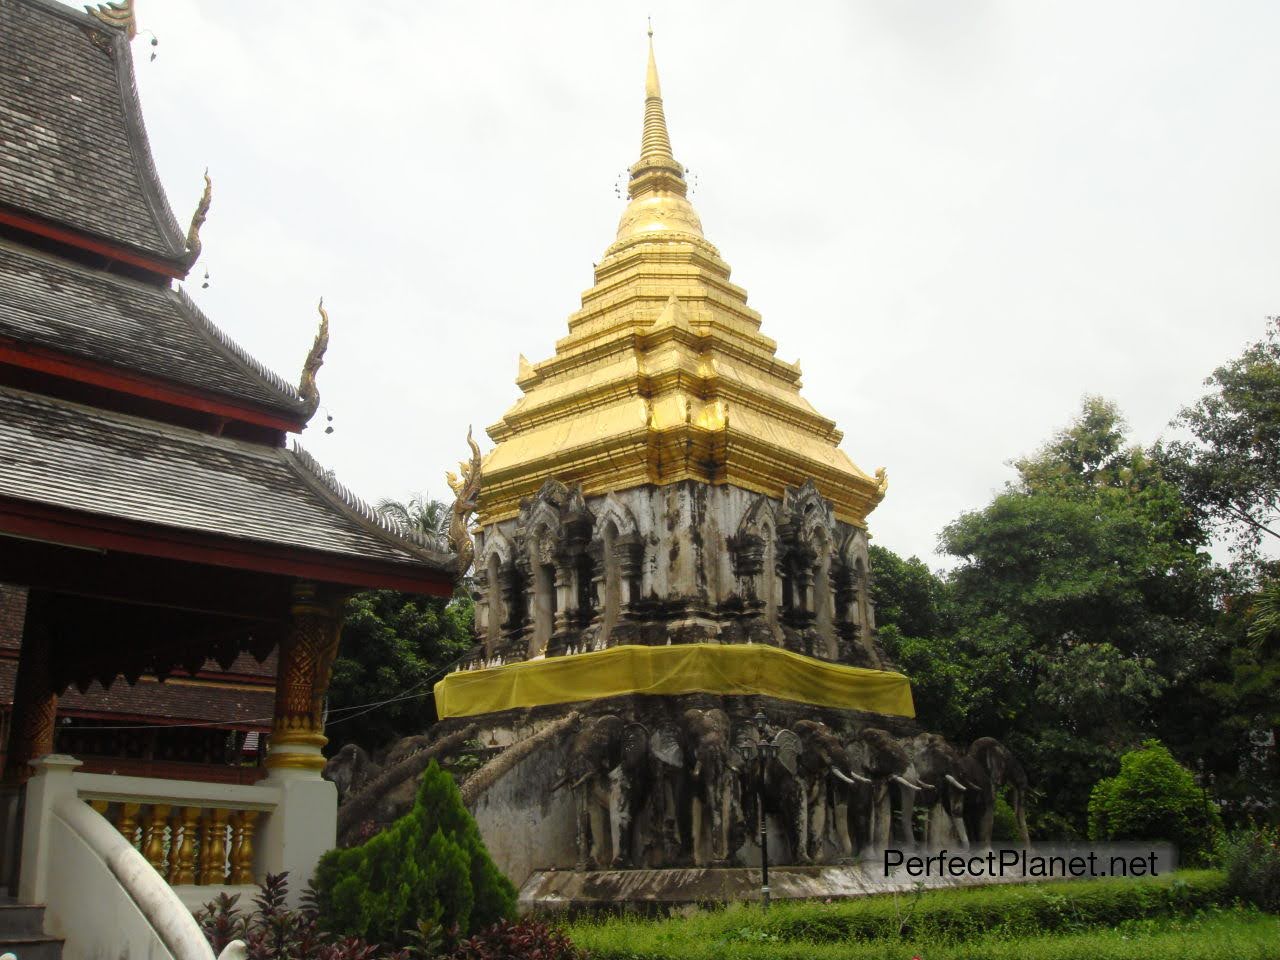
<box><xmin>518</xmin><ymin>864</ymin><xmax>1028</xmax><ymax>914</ymax></box>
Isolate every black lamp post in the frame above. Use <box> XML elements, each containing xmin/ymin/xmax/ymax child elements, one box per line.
<box><xmin>753</xmin><ymin>710</ymin><xmax>776</xmax><ymax>911</ymax></box>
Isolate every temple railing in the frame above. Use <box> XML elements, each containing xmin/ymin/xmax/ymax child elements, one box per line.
<box><xmin>75</xmin><ymin>771</ymin><xmax>278</xmax><ymax>892</ymax></box>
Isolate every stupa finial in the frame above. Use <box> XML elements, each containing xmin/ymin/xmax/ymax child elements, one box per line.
<box><xmin>640</xmin><ymin>27</ymin><xmax>673</xmax><ymax>164</ymax></box>
<box><xmin>615</xmin><ymin>27</ymin><xmax>704</xmax><ymax>241</ymax></box>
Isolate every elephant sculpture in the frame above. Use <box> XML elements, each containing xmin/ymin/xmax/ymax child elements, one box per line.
<box><xmin>846</xmin><ymin>727</ymin><xmax>927</xmax><ymax>861</ymax></box>
<box><xmin>792</xmin><ymin>719</ymin><xmax>869</xmax><ymax>863</ymax></box>
<box><xmin>903</xmin><ymin>733</ymin><xmax>970</xmax><ymax>850</ymax></box>
<box><xmin>962</xmin><ymin>737</ymin><xmax>1030</xmax><ymax>847</ymax></box>
<box><xmin>556</xmin><ymin>714</ymin><xmax>649</xmax><ymax>869</ymax></box>
<box><xmin>736</xmin><ymin>722</ymin><xmax>805</xmax><ymax>864</ymax></box>
<box><xmin>324</xmin><ymin>743</ymin><xmax>375</xmax><ymax>803</ymax></box>
<box><xmin>680</xmin><ymin>708</ymin><xmax>740</xmax><ymax>866</ymax></box>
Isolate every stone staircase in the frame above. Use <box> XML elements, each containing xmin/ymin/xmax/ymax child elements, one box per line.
<box><xmin>0</xmin><ymin>901</ymin><xmax>62</xmax><ymax>960</ymax></box>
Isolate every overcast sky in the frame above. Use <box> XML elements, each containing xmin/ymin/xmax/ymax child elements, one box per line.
<box><xmin>113</xmin><ymin>1</ymin><xmax>1279</xmax><ymax>567</ymax></box>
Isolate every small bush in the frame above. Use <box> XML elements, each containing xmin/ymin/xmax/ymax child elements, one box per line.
<box><xmin>444</xmin><ymin>919</ymin><xmax>584</xmax><ymax>960</ymax></box>
<box><xmin>314</xmin><ymin>760</ymin><xmax>516</xmax><ymax>948</ymax></box>
<box><xmin>1219</xmin><ymin>825</ymin><xmax>1280</xmax><ymax>912</ymax></box>
<box><xmin>991</xmin><ymin>796</ymin><xmax>1020</xmax><ymax>843</ymax></box>
<box><xmin>1088</xmin><ymin>740</ymin><xmax>1222</xmax><ymax>864</ymax></box>
<box><xmin>195</xmin><ymin>872</ymin><xmax>398</xmax><ymax>960</ymax></box>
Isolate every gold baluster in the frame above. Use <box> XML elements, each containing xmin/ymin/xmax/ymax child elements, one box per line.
<box><xmin>197</xmin><ymin>811</ymin><xmax>213</xmax><ymax>884</ymax></box>
<box><xmin>170</xmin><ymin>807</ymin><xmax>199</xmax><ymax>885</ymax></box>
<box><xmin>142</xmin><ymin>804</ymin><xmax>170</xmax><ymax>873</ymax></box>
<box><xmin>231</xmin><ymin>810</ymin><xmax>258</xmax><ymax>885</ymax></box>
<box><xmin>88</xmin><ymin>799</ymin><xmax>109</xmax><ymax>817</ymax></box>
<box><xmin>203</xmin><ymin>808</ymin><xmax>229</xmax><ymax>885</ymax></box>
<box><xmin>115</xmin><ymin>802</ymin><xmax>141</xmax><ymax>848</ymax></box>
<box><xmin>227</xmin><ymin>812</ymin><xmax>242</xmax><ymax>882</ymax></box>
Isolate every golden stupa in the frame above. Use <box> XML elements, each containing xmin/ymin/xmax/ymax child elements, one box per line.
<box><xmin>479</xmin><ymin>34</ymin><xmax>886</xmax><ymax>527</ymax></box>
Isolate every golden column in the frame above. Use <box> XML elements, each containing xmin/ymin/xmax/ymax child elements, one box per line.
<box><xmin>266</xmin><ymin>581</ymin><xmax>343</xmax><ymax>772</ymax></box>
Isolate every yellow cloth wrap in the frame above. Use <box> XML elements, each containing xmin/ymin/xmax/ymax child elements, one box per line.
<box><xmin>433</xmin><ymin>643</ymin><xmax>915</xmax><ymax>719</ymax></box>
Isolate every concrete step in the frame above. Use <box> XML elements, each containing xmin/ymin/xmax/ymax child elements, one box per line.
<box><xmin>0</xmin><ymin>902</ymin><xmax>62</xmax><ymax>960</ymax></box>
<box><xmin>0</xmin><ymin>905</ymin><xmax>46</xmax><ymax>937</ymax></box>
<box><xmin>0</xmin><ymin>934</ymin><xmax>64</xmax><ymax>960</ymax></box>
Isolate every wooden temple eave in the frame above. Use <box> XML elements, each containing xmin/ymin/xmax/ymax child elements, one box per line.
<box><xmin>0</xmin><ymin>338</ymin><xmax>303</xmax><ymax>439</ymax></box>
<box><xmin>0</xmin><ymin>203</ymin><xmax>188</xmax><ymax>282</ymax></box>
<box><xmin>0</xmin><ymin>498</ymin><xmax>457</xmax><ymax>597</ymax></box>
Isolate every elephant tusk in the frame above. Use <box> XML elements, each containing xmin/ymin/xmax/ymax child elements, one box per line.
<box><xmin>831</xmin><ymin>768</ymin><xmax>866</xmax><ymax>786</ymax></box>
<box><xmin>915</xmin><ymin>779</ymin><xmax>935</xmax><ymax>791</ymax></box>
<box><xmin>891</xmin><ymin>774</ymin><xmax>917</xmax><ymax>790</ymax></box>
<box><xmin>945</xmin><ymin>774</ymin><xmax>968</xmax><ymax>792</ymax></box>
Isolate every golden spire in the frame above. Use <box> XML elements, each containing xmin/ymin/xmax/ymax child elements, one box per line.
<box><xmin>616</xmin><ymin>27</ymin><xmax>704</xmax><ymax>242</ymax></box>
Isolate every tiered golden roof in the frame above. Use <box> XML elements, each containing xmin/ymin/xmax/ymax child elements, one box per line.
<box><xmin>479</xmin><ymin>35</ymin><xmax>887</xmax><ymax>527</ymax></box>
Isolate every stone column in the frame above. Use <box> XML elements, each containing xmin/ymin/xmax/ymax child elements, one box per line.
<box><xmin>4</xmin><ymin>592</ymin><xmax>57</xmax><ymax>785</ymax></box>
<box><xmin>548</xmin><ymin>560</ymin><xmax>575</xmax><ymax>657</ymax></box>
<box><xmin>266</xmin><ymin>581</ymin><xmax>342</xmax><ymax>774</ymax></box>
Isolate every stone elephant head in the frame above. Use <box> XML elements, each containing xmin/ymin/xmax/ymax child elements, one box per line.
<box><xmin>792</xmin><ymin>719</ymin><xmax>869</xmax><ymax>863</ymax></box>
<box><xmin>734</xmin><ymin>720</ymin><xmax>805</xmax><ymax>865</ymax></box>
<box><xmin>904</xmin><ymin>732</ymin><xmax>970</xmax><ymax>849</ymax></box>
<box><xmin>679</xmin><ymin>708</ymin><xmax>739</xmax><ymax>866</ymax></box>
<box><xmin>324</xmin><ymin>743</ymin><xmax>374</xmax><ymax>803</ymax></box>
<box><xmin>846</xmin><ymin>728</ymin><xmax>927</xmax><ymax>860</ymax></box>
<box><xmin>557</xmin><ymin>713</ymin><xmax>649</xmax><ymax>870</ymax></box>
<box><xmin>963</xmin><ymin>736</ymin><xmax>1030</xmax><ymax>848</ymax></box>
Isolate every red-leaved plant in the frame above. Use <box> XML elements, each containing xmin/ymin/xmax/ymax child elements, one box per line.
<box><xmin>442</xmin><ymin>919</ymin><xmax>584</xmax><ymax>960</ymax></box>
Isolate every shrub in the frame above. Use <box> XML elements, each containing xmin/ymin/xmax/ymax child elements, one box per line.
<box><xmin>991</xmin><ymin>796</ymin><xmax>1020</xmax><ymax>842</ymax></box>
<box><xmin>1087</xmin><ymin>740</ymin><xmax>1222</xmax><ymax>864</ymax></box>
<box><xmin>195</xmin><ymin>872</ymin><xmax>399</xmax><ymax>960</ymax></box>
<box><xmin>1219</xmin><ymin>824</ymin><xmax>1280</xmax><ymax>912</ymax></box>
<box><xmin>314</xmin><ymin>760</ymin><xmax>516</xmax><ymax>948</ymax></box>
<box><xmin>444</xmin><ymin>919</ymin><xmax>584</xmax><ymax>960</ymax></box>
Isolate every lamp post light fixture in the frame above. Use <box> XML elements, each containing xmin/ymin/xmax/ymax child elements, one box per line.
<box><xmin>753</xmin><ymin>710</ymin><xmax>777</xmax><ymax>911</ymax></box>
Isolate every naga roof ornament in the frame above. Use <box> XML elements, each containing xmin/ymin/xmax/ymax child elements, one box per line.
<box><xmin>182</xmin><ymin>169</ymin><xmax>212</xmax><ymax>269</ymax></box>
<box><xmin>447</xmin><ymin>427</ymin><xmax>484</xmax><ymax>575</ymax></box>
<box><xmin>297</xmin><ymin>298</ymin><xmax>330</xmax><ymax>420</ymax></box>
<box><xmin>85</xmin><ymin>0</ymin><xmax>136</xmax><ymax>40</ymax></box>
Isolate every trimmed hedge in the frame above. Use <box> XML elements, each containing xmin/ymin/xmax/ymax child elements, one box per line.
<box><xmin>569</xmin><ymin>871</ymin><xmax>1233</xmax><ymax>959</ymax></box>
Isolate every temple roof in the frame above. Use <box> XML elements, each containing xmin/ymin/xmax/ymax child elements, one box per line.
<box><xmin>479</xmin><ymin>36</ymin><xmax>887</xmax><ymax>526</ymax></box>
<box><xmin>0</xmin><ymin>0</ymin><xmax>188</xmax><ymax>266</ymax></box>
<box><xmin>0</xmin><ymin>238</ymin><xmax>308</xmax><ymax>422</ymax></box>
<box><xmin>0</xmin><ymin>383</ymin><xmax>455</xmax><ymax>581</ymax></box>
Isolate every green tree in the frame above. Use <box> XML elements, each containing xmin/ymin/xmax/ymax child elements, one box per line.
<box><xmin>940</xmin><ymin>397</ymin><xmax>1219</xmax><ymax>833</ymax></box>
<box><xmin>1156</xmin><ymin>319</ymin><xmax>1280</xmax><ymax>817</ymax></box>
<box><xmin>376</xmin><ymin>492</ymin><xmax>450</xmax><ymax>539</ymax></box>
<box><xmin>314</xmin><ymin>760</ymin><xmax>516</xmax><ymax>947</ymax></box>
<box><xmin>1161</xmin><ymin>317</ymin><xmax>1280</xmax><ymax>566</ymax></box>
<box><xmin>1088</xmin><ymin>740</ymin><xmax>1222</xmax><ymax>864</ymax></box>
<box><xmin>868</xmin><ymin>545</ymin><xmax>971</xmax><ymax>738</ymax></box>
<box><xmin>327</xmin><ymin>590</ymin><xmax>474</xmax><ymax>754</ymax></box>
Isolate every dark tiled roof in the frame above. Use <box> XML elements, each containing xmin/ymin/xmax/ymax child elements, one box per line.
<box><xmin>0</xmin><ymin>239</ymin><xmax>308</xmax><ymax>418</ymax></box>
<box><xmin>0</xmin><ymin>0</ymin><xmax>187</xmax><ymax>262</ymax></box>
<box><xmin>0</xmin><ymin>658</ymin><xmax>275</xmax><ymax>727</ymax></box>
<box><xmin>0</xmin><ymin>384</ymin><xmax>455</xmax><ymax>573</ymax></box>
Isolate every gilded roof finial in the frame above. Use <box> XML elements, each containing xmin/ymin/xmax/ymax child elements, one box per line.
<box><xmin>615</xmin><ymin>27</ymin><xmax>704</xmax><ymax>242</ymax></box>
<box><xmin>86</xmin><ymin>0</ymin><xmax>137</xmax><ymax>40</ymax></box>
<box><xmin>182</xmin><ymin>168</ymin><xmax>211</xmax><ymax>269</ymax></box>
<box><xmin>298</xmin><ymin>298</ymin><xmax>330</xmax><ymax>419</ymax></box>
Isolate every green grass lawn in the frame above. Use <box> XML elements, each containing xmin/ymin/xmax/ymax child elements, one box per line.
<box><xmin>566</xmin><ymin>871</ymin><xmax>1280</xmax><ymax>959</ymax></box>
